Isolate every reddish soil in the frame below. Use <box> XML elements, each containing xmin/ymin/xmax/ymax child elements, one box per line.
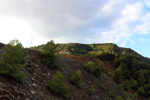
<box><xmin>63</xmin><ymin>55</ymin><xmax>116</xmax><ymax>76</ymax></box>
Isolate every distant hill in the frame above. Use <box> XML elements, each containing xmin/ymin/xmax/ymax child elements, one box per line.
<box><xmin>31</xmin><ymin>43</ymin><xmax>150</xmax><ymax>62</ymax></box>
<box><xmin>31</xmin><ymin>43</ymin><xmax>138</xmax><ymax>55</ymax></box>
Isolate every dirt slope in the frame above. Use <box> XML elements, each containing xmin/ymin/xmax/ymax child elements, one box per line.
<box><xmin>0</xmin><ymin>48</ymin><xmax>137</xmax><ymax>100</ymax></box>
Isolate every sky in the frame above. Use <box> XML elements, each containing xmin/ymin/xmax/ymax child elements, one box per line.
<box><xmin>0</xmin><ymin>0</ymin><xmax>150</xmax><ymax>57</ymax></box>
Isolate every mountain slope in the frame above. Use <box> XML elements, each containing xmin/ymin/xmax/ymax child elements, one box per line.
<box><xmin>0</xmin><ymin>44</ymin><xmax>137</xmax><ymax>100</ymax></box>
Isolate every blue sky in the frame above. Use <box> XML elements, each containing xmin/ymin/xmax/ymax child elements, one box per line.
<box><xmin>0</xmin><ymin>0</ymin><xmax>150</xmax><ymax>57</ymax></box>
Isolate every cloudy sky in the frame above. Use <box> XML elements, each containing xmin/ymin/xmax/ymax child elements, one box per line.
<box><xmin>0</xmin><ymin>0</ymin><xmax>150</xmax><ymax>57</ymax></box>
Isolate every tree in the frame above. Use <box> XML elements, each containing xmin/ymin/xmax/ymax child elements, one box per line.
<box><xmin>69</xmin><ymin>70</ymin><xmax>82</xmax><ymax>88</ymax></box>
<box><xmin>42</xmin><ymin>40</ymin><xmax>60</xmax><ymax>68</ymax></box>
<box><xmin>47</xmin><ymin>71</ymin><xmax>69</xmax><ymax>98</ymax></box>
<box><xmin>123</xmin><ymin>80</ymin><xmax>131</xmax><ymax>91</ymax></box>
<box><xmin>83</xmin><ymin>61</ymin><xmax>94</xmax><ymax>72</ymax></box>
<box><xmin>116</xmin><ymin>96</ymin><xmax>123</xmax><ymax>100</ymax></box>
<box><xmin>93</xmin><ymin>62</ymin><xmax>103</xmax><ymax>78</ymax></box>
<box><xmin>0</xmin><ymin>39</ymin><xmax>27</xmax><ymax>82</ymax></box>
<box><xmin>113</xmin><ymin>67</ymin><xmax>123</xmax><ymax>84</ymax></box>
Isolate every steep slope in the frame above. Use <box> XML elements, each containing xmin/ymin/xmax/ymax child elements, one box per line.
<box><xmin>0</xmin><ymin>46</ymin><xmax>137</xmax><ymax>100</ymax></box>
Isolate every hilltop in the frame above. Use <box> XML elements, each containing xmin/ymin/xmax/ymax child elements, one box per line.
<box><xmin>31</xmin><ymin>43</ymin><xmax>141</xmax><ymax>56</ymax></box>
<box><xmin>31</xmin><ymin>43</ymin><xmax>150</xmax><ymax>63</ymax></box>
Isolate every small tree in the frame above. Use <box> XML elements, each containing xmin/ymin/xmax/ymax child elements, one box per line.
<box><xmin>116</xmin><ymin>96</ymin><xmax>123</xmax><ymax>100</ymax></box>
<box><xmin>0</xmin><ymin>39</ymin><xmax>27</xmax><ymax>82</ymax></box>
<box><xmin>42</xmin><ymin>40</ymin><xmax>60</xmax><ymax>68</ymax></box>
<box><xmin>47</xmin><ymin>71</ymin><xmax>69</xmax><ymax>98</ymax></box>
<box><xmin>93</xmin><ymin>62</ymin><xmax>103</xmax><ymax>78</ymax></box>
<box><xmin>113</xmin><ymin>67</ymin><xmax>123</xmax><ymax>84</ymax></box>
<box><xmin>83</xmin><ymin>61</ymin><xmax>94</xmax><ymax>72</ymax></box>
<box><xmin>88</xmin><ymin>85</ymin><xmax>95</xmax><ymax>95</ymax></box>
<box><xmin>69</xmin><ymin>70</ymin><xmax>82</xmax><ymax>88</ymax></box>
<box><xmin>123</xmin><ymin>80</ymin><xmax>131</xmax><ymax>91</ymax></box>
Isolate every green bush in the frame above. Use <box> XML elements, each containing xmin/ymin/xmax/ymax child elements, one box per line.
<box><xmin>83</xmin><ymin>61</ymin><xmax>94</xmax><ymax>72</ymax></box>
<box><xmin>109</xmin><ymin>90</ymin><xmax>115</xmax><ymax>97</ymax></box>
<box><xmin>69</xmin><ymin>70</ymin><xmax>82</xmax><ymax>88</ymax></box>
<box><xmin>0</xmin><ymin>39</ymin><xmax>27</xmax><ymax>82</ymax></box>
<box><xmin>126</xmin><ymin>98</ymin><xmax>132</xmax><ymax>100</ymax></box>
<box><xmin>133</xmin><ymin>92</ymin><xmax>137</xmax><ymax>99</ymax></box>
<box><xmin>118</xmin><ymin>84</ymin><xmax>123</xmax><ymax>90</ymax></box>
<box><xmin>116</xmin><ymin>96</ymin><xmax>123</xmax><ymax>100</ymax></box>
<box><xmin>100</xmin><ymin>84</ymin><xmax>106</xmax><ymax>90</ymax></box>
<box><xmin>123</xmin><ymin>80</ymin><xmax>131</xmax><ymax>91</ymax></box>
<box><xmin>88</xmin><ymin>85</ymin><xmax>95</xmax><ymax>95</ymax></box>
<box><xmin>113</xmin><ymin>67</ymin><xmax>123</xmax><ymax>84</ymax></box>
<box><xmin>130</xmin><ymin>79</ymin><xmax>138</xmax><ymax>90</ymax></box>
<box><xmin>93</xmin><ymin>62</ymin><xmax>103</xmax><ymax>78</ymax></box>
<box><xmin>47</xmin><ymin>71</ymin><xmax>69</xmax><ymax>98</ymax></box>
<box><xmin>42</xmin><ymin>40</ymin><xmax>60</xmax><ymax>68</ymax></box>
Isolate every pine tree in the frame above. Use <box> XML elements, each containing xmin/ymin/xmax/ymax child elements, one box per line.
<box><xmin>0</xmin><ymin>39</ymin><xmax>27</xmax><ymax>82</ymax></box>
<box><xmin>42</xmin><ymin>40</ymin><xmax>60</xmax><ymax>68</ymax></box>
<box><xmin>113</xmin><ymin>67</ymin><xmax>123</xmax><ymax>84</ymax></box>
<box><xmin>70</xmin><ymin>70</ymin><xmax>82</xmax><ymax>88</ymax></box>
<box><xmin>47</xmin><ymin>71</ymin><xmax>69</xmax><ymax>98</ymax></box>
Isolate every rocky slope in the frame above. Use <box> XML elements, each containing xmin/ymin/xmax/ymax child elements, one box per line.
<box><xmin>0</xmin><ymin>43</ymin><xmax>142</xmax><ymax>100</ymax></box>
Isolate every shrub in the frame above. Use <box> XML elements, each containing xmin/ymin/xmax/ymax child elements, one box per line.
<box><xmin>126</xmin><ymin>98</ymin><xmax>132</xmax><ymax>100</ymax></box>
<box><xmin>118</xmin><ymin>84</ymin><xmax>123</xmax><ymax>90</ymax></box>
<box><xmin>93</xmin><ymin>62</ymin><xmax>103</xmax><ymax>78</ymax></box>
<box><xmin>42</xmin><ymin>40</ymin><xmax>60</xmax><ymax>68</ymax></box>
<box><xmin>88</xmin><ymin>85</ymin><xmax>95</xmax><ymax>95</ymax></box>
<box><xmin>133</xmin><ymin>92</ymin><xmax>137</xmax><ymax>99</ymax></box>
<box><xmin>113</xmin><ymin>67</ymin><xmax>123</xmax><ymax>84</ymax></box>
<box><xmin>47</xmin><ymin>71</ymin><xmax>69</xmax><ymax>98</ymax></box>
<box><xmin>100</xmin><ymin>84</ymin><xmax>106</xmax><ymax>90</ymax></box>
<box><xmin>69</xmin><ymin>70</ymin><xmax>82</xmax><ymax>88</ymax></box>
<box><xmin>123</xmin><ymin>80</ymin><xmax>131</xmax><ymax>91</ymax></box>
<box><xmin>109</xmin><ymin>90</ymin><xmax>115</xmax><ymax>97</ymax></box>
<box><xmin>83</xmin><ymin>61</ymin><xmax>94</xmax><ymax>72</ymax></box>
<box><xmin>130</xmin><ymin>79</ymin><xmax>138</xmax><ymax>90</ymax></box>
<box><xmin>116</xmin><ymin>96</ymin><xmax>123</xmax><ymax>100</ymax></box>
<box><xmin>0</xmin><ymin>39</ymin><xmax>27</xmax><ymax>82</ymax></box>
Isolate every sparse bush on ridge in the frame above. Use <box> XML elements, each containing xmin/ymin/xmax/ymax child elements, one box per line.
<box><xmin>69</xmin><ymin>70</ymin><xmax>82</xmax><ymax>88</ymax></box>
<box><xmin>47</xmin><ymin>71</ymin><xmax>69</xmax><ymax>98</ymax></box>
<box><xmin>0</xmin><ymin>39</ymin><xmax>27</xmax><ymax>82</ymax></box>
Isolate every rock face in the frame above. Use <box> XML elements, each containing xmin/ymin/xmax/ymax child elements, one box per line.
<box><xmin>0</xmin><ymin>45</ymin><xmax>137</xmax><ymax>100</ymax></box>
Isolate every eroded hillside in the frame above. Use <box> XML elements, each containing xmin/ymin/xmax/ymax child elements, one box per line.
<box><xmin>0</xmin><ymin>43</ymin><xmax>138</xmax><ymax>100</ymax></box>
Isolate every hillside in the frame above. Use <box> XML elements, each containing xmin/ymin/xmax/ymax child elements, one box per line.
<box><xmin>0</xmin><ymin>42</ymin><xmax>150</xmax><ymax>100</ymax></box>
<box><xmin>0</xmin><ymin>43</ymin><xmax>139</xmax><ymax>100</ymax></box>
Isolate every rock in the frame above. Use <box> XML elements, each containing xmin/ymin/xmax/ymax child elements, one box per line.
<box><xmin>30</xmin><ymin>91</ymin><xmax>35</xmax><ymax>95</ymax></box>
<box><xmin>32</xmin><ymin>78</ymin><xmax>35</xmax><ymax>81</ymax></box>
<box><xmin>25</xmin><ymin>98</ymin><xmax>30</xmax><ymax>100</ymax></box>
<box><xmin>32</xmin><ymin>83</ymin><xmax>37</xmax><ymax>87</ymax></box>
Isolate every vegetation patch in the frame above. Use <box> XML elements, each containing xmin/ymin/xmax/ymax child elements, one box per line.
<box><xmin>0</xmin><ymin>39</ymin><xmax>27</xmax><ymax>82</ymax></box>
<box><xmin>47</xmin><ymin>71</ymin><xmax>69</xmax><ymax>98</ymax></box>
<box><xmin>42</xmin><ymin>40</ymin><xmax>60</xmax><ymax>68</ymax></box>
<box><xmin>69</xmin><ymin>70</ymin><xmax>82</xmax><ymax>88</ymax></box>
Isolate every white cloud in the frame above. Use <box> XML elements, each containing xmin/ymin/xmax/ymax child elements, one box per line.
<box><xmin>0</xmin><ymin>0</ymin><xmax>149</xmax><ymax>48</ymax></box>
